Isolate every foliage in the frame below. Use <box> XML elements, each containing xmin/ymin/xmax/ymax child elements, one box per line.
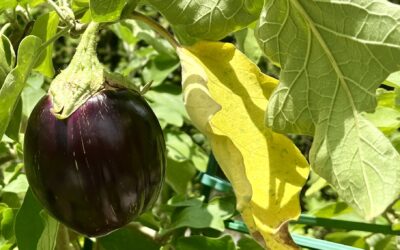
<box><xmin>0</xmin><ymin>0</ymin><xmax>399</xmax><ymax>249</ymax></box>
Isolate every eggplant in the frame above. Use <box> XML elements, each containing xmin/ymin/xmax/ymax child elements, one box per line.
<box><xmin>24</xmin><ymin>89</ymin><xmax>166</xmax><ymax>237</ymax></box>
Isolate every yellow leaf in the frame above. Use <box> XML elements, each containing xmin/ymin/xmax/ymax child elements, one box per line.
<box><xmin>178</xmin><ymin>41</ymin><xmax>310</xmax><ymax>249</ymax></box>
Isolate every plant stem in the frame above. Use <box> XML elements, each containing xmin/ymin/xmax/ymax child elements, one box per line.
<box><xmin>46</xmin><ymin>0</ymin><xmax>69</xmax><ymax>24</ymax></box>
<box><xmin>129</xmin><ymin>11</ymin><xmax>180</xmax><ymax>49</ymax></box>
<box><xmin>38</xmin><ymin>24</ymin><xmax>72</xmax><ymax>53</ymax></box>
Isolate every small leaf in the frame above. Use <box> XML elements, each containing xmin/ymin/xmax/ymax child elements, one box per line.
<box><xmin>234</xmin><ymin>28</ymin><xmax>262</xmax><ymax>64</ymax></box>
<box><xmin>167</xmin><ymin>195</ymin><xmax>204</xmax><ymax>208</ymax></box>
<box><xmin>256</xmin><ymin>0</ymin><xmax>400</xmax><ymax>219</ymax></box>
<box><xmin>175</xmin><ymin>235</ymin><xmax>236</xmax><ymax>250</ymax></box>
<box><xmin>0</xmin><ymin>35</ymin><xmax>42</xmax><ymax>139</ymax></box>
<box><xmin>147</xmin><ymin>0</ymin><xmax>264</xmax><ymax>41</ymax></box>
<box><xmin>178</xmin><ymin>41</ymin><xmax>309</xmax><ymax>249</ymax></box>
<box><xmin>0</xmin><ymin>35</ymin><xmax>15</xmax><ymax>86</ymax></box>
<box><xmin>1</xmin><ymin>207</ymin><xmax>16</xmax><ymax>240</ymax></box>
<box><xmin>36</xmin><ymin>211</ymin><xmax>59</xmax><ymax>250</ymax></box>
<box><xmin>30</xmin><ymin>12</ymin><xmax>60</xmax><ymax>78</ymax></box>
<box><xmin>90</xmin><ymin>0</ymin><xmax>127</xmax><ymax>22</ymax></box>
<box><xmin>163</xmin><ymin>196</ymin><xmax>235</xmax><ymax>234</ymax></box>
<box><xmin>166</xmin><ymin>159</ymin><xmax>196</xmax><ymax>194</ymax></box>
<box><xmin>142</xmin><ymin>54</ymin><xmax>179</xmax><ymax>87</ymax></box>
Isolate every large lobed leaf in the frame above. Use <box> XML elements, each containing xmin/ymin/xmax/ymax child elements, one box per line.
<box><xmin>178</xmin><ymin>41</ymin><xmax>309</xmax><ymax>249</ymax></box>
<box><xmin>256</xmin><ymin>0</ymin><xmax>400</xmax><ymax>219</ymax></box>
<box><xmin>146</xmin><ymin>0</ymin><xmax>264</xmax><ymax>41</ymax></box>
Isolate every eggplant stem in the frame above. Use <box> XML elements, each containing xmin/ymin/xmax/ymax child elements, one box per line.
<box><xmin>129</xmin><ymin>11</ymin><xmax>180</xmax><ymax>49</ymax></box>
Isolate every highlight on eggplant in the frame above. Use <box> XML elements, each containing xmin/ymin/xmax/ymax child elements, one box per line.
<box><xmin>23</xmin><ymin>89</ymin><xmax>166</xmax><ymax>237</ymax></box>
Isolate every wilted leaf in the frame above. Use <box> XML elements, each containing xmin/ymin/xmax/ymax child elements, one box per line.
<box><xmin>256</xmin><ymin>0</ymin><xmax>400</xmax><ymax>219</ymax></box>
<box><xmin>146</xmin><ymin>0</ymin><xmax>264</xmax><ymax>41</ymax></box>
<box><xmin>178</xmin><ymin>41</ymin><xmax>309</xmax><ymax>249</ymax></box>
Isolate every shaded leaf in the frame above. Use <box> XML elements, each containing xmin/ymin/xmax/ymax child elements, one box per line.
<box><xmin>146</xmin><ymin>0</ymin><xmax>264</xmax><ymax>41</ymax></box>
<box><xmin>98</xmin><ymin>227</ymin><xmax>160</xmax><ymax>250</ymax></box>
<box><xmin>256</xmin><ymin>0</ymin><xmax>400</xmax><ymax>219</ymax></box>
<box><xmin>175</xmin><ymin>235</ymin><xmax>236</xmax><ymax>250</ymax></box>
<box><xmin>15</xmin><ymin>189</ymin><xmax>45</xmax><ymax>250</ymax></box>
<box><xmin>178</xmin><ymin>41</ymin><xmax>309</xmax><ymax>249</ymax></box>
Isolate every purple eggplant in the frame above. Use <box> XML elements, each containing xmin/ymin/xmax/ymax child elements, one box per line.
<box><xmin>24</xmin><ymin>89</ymin><xmax>166</xmax><ymax>237</ymax></box>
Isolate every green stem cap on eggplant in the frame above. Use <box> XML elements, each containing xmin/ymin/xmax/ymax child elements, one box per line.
<box><xmin>49</xmin><ymin>22</ymin><xmax>137</xmax><ymax>119</ymax></box>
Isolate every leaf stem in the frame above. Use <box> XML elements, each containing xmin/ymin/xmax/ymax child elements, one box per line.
<box><xmin>129</xmin><ymin>11</ymin><xmax>180</xmax><ymax>49</ymax></box>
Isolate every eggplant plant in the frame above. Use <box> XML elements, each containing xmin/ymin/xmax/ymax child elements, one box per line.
<box><xmin>0</xmin><ymin>0</ymin><xmax>400</xmax><ymax>250</ymax></box>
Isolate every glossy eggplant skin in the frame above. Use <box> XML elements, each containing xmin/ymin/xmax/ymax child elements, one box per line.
<box><xmin>24</xmin><ymin>89</ymin><xmax>165</xmax><ymax>237</ymax></box>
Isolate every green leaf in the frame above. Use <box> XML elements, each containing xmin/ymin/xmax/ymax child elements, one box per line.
<box><xmin>146</xmin><ymin>85</ymin><xmax>189</xmax><ymax>128</ymax></box>
<box><xmin>0</xmin><ymin>35</ymin><xmax>42</xmax><ymax>140</ymax></box>
<box><xmin>36</xmin><ymin>211</ymin><xmax>59</xmax><ymax>250</ymax></box>
<box><xmin>165</xmin><ymin>129</ymin><xmax>208</xmax><ymax>172</ymax></box>
<box><xmin>0</xmin><ymin>0</ymin><xmax>17</xmax><ymax>11</ymax></box>
<box><xmin>167</xmin><ymin>195</ymin><xmax>204</xmax><ymax>208</ymax></box>
<box><xmin>5</xmin><ymin>98</ymin><xmax>21</xmax><ymax>141</ymax></box>
<box><xmin>2</xmin><ymin>174</ymin><xmax>29</xmax><ymax>194</ymax></box>
<box><xmin>237</xmin><ymin>236</ymin><xmax>264</xmax><ymax>250</ymax></box>
<box><xmin>1</xmin><ymin>207</ymin><xmax>16</xmax><ymax>240</ymax></box>
<box><xmin>21</xmin><ymin>73</ymin><xmax>46</xmax><ymax>119</ymax></box>
<box><xmin>363</xmin><ymin>106</ymin><xmax>400</xmax><ymax>134</ymax></box>
<box><xmin>146</xmin><ymin>0</ymin><xmax>264</xmax><ymax>41</ymax></box>
<box><xmin>15</xmin><ymin>189</ymin><xmax>45</xmax><ymax>250</ymax></box>
<box><xmin>90</xmin><ymin>0</ymin><xmax>127</xmax><ymax>22</ymax></box>
<box><xmin>166</xmin><ymin>159</ymin><xmax>196</xmax><ymax>194</ymax></box>
<box><xmin>324</xmin><ymin>232</ymin><xmax>368</xmax><ymax>249</ymax></box>
<box><xmin>0</xmin><ymin>35</ymin><xmax>15</xmax><ymax>86</ymax></box>
<box><xmin>385</xmin><ymin>71</ymin><xmax>400</xmax><ymax>88</ymax></box>
<box><xmin>30</xmin><ymin>12</ymin><xmax>60</xmax><ymax>78</ymax></box>
<box><xmin>234</xmin><ymin>28</ymin><xmax>262</xmax><ymax>64</ymax></box>
<box><xmin>257</xmin><ymin>0</ymin><xmax>400</xmax><ymax>219</ymax></box>
<box><xmin>113</xmin><ymin>20</ymin><xmax>175</xmax><ymax>56</ymax></box>
<box><xmin>175</xmin><ymin>235</ymin><xmax>236</xmax><ymax>250</ymax></box>
<box><xmin>142</xmin><ymin>54</ymin><xmax>179</xmax><ymax>87</ymax></box>
<box><xmin>163</xmin><ymin>196</ymin><xmax>235</xmax><ymax>234</ymax></box>
<box><xmin>98</xmin><ymin>227</ymin><xmax>160</xmax><ymax>250</ymax></box>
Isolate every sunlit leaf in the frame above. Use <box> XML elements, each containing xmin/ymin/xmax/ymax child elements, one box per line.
<box><xmin>256</xmin><ymin>0</ymin><xmax>400</xmax><ymax>219</ymax></box>
<box><xmin>30</xmin><ymin>12</ymin><xmax>60</xmax><ymax>78</ymax></box>
<box><xmin>178</xmin><ymin>41</ymin><xmax>309</xmax><ymax>249</ymax></box>
<box><xmin>0</xmin><ymin>36</ymin><xmax>42</xmax><ymax>139</ymax></box>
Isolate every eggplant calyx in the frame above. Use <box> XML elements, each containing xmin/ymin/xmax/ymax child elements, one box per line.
<box><xmin>49</xmin><ymin>22</ymin><xmax>104</xmax><ymax>119</ymax></box>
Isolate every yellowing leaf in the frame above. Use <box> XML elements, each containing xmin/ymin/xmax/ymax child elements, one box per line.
<box><xmin>178</xmin><ymin>41</ymin><xmax>310</xmax><ymax>249</ymax></box>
